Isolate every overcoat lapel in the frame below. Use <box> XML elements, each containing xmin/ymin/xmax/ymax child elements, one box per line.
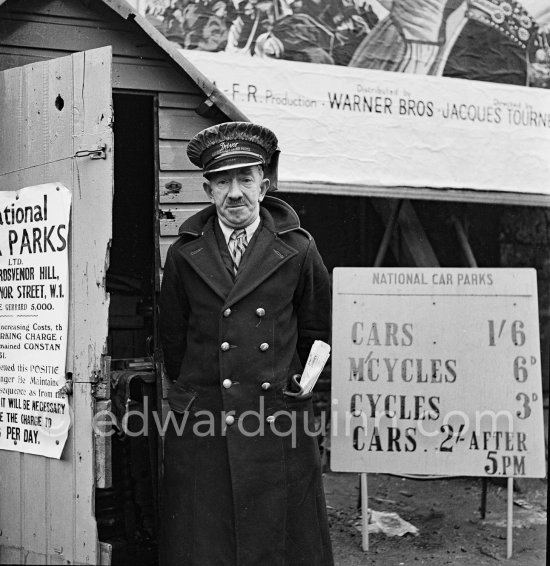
<box><xmin>181</xmin><ymin>226</ymin><xmax>234</xmax><ymax>301</ymax></box>
<box><xmin>179</xmin><ymin>200</ymin><xmax>300</xmax><ymax>306</ymax></box>
<box><xmin>225</xmin><ymin>226</ymin><xmax>297</xmax><ymax>307</ymax></box>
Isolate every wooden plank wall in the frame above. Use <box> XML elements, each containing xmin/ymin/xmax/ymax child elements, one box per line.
<box><xmin>0</xmin><ymin>0</ymin><xmax>195</xmax><ymax>92</ymax></box>
<box><xmin>156</xmin><ymin>95</ymin><xmax>218</xmax><ymax>420</ymax></box>
<box><xmin>157</xmin><ymin>93</ymin><xmax>217</xmax><ymax>272</ymax></box>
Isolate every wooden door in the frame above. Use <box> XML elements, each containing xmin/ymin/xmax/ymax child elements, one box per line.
<box><xmin>0</xmin><ymin>47</ymin><xmax>113</xmax><ymax>565</ymax></box>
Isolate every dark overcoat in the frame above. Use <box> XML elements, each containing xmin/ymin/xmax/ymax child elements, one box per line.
<box><xmin>159</xmin><ymin>196</ymin><xmax>333</xmax><ymax>566</ymax></box>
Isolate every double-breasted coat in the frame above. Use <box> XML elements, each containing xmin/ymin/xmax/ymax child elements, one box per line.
<box><xmin>159</xmin><ymin>195</ymin><xmax>333</xmax><ymax>566</ymax></box>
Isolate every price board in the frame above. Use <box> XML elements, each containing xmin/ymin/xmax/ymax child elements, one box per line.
<box><xmin>331</xmin><ymin>268</ymin><xmax>546</xmax><ymax>478</ymax></box>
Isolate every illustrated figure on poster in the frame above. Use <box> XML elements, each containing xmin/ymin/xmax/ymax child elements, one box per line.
<box><xmin>441</xmin><ymin>0</ymin><xmax>548</xmax><ymax>85</ymax></box>
<box><xmin>250</xmin><ymin>0</ymin><xmax>379</xmax><ymax>63</ymax></box>
<box><xmin>348</xmin><ymin>0</ymin><xmax>550</xmax><ymax>87</ymax></box>
<box><xmin>254</xmin><ymin>11</ymin><xmax>337</xmax><ymax>63</ymax></box>
<box><xmin>226</xmin><ymin>0</ymin><xmax>276</xmax><ymax>53</ymax></box>
<box><xmin>163</xmin><ymin>3</ymin><xmax>187</xmax><ymax>42</ymax></box>
<box><xmin>529</xmin><ymin>21</ymin><xmax>550</xmax><ymax>87</ymax></box>
<box><xmin>348</xmin><ymin>0</ymin><xmax>464</xmax><ymax>73</ymax></box>
<box><xmin>145</xmin><ymin>0</ymin><xmax>550</xmax><ymax>86</ymax></box>
<box><xmin>159</xmin><ymin>122</ymin><xmax>334</xmax><ymax>565</ymax></box>
<box><xmin>161</xmin><ymin>0</ymin><xmax>230</xmax><ymax>50</ymax></box>
<box><xmin>152</xmin><ymin>1</ymin><xmax>381</xmax><ymax>61</ymax></box>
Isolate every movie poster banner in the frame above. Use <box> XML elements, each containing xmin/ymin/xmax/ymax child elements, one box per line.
<box><xmin>0</xmin><ymin>183</ymin><xmax>71</xmax><ymax>459</ymax></box>
<box><xmin>180</xmin><ymin>50</ymin><xmax>550</xmax><ymax>196</ymax></box>
<box><xmin>331</xmin><ymin>268</ymin><xmax>546</xmax><ymax>477</ymax></box>
<box><xmin>134</xmin><ymin>1</ymin><xmax>550</xmax><ymax>195</ymax></box>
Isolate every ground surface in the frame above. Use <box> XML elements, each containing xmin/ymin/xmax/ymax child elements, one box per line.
<box><xmin>325</xmin><ymin>472</ymin><xmax>547</xmax><ymax>565</ymax></box>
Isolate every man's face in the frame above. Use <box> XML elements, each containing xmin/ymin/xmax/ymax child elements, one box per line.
<box><xmin>203</xmin><ymin>165</ymin><xmax>269</xmax><ymax>228</ymax></box>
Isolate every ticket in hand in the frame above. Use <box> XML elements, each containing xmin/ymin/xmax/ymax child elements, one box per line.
<box><xmin>300</xmin><ymin>341</ymin><xmax>331</xmax><ymax>394</ymax></box>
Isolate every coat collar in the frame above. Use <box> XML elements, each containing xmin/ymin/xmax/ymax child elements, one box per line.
<box><xmin>178</xmin><ymin>195</ymin><xmax>301</xmax><ymax>237</ymax></box>
<box><xmin>178</xmin><ymin>197</ymin><xmax>301</xmax><ymax>306</ymax></box>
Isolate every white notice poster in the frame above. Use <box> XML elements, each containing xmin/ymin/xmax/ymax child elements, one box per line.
<box><xmin>0</xmin><ymin>183</ymin><xmax>71</xmax><ymax>459</ymax></box>
<box><xmin>331</xmin><ymin>268</ymin><xmax>546</xmax><ymax>478</ymax></box>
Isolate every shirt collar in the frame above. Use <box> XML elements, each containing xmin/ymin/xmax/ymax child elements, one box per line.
<box><xmin>218</xmin><ymin>215</ymin><xmax>261</xmax><ymax>245</ymax></box>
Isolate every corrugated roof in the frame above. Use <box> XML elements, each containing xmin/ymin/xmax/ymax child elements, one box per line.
<box><xmin>0</xmin><ymin>0</ymin><xmax>248</xmax><ymax>122</ymax></box>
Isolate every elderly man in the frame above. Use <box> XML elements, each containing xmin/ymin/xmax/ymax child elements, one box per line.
<box><xmin>159</xmin><ymin>122</ymin><xmax>334</xmax><ymax>565</ymax></box>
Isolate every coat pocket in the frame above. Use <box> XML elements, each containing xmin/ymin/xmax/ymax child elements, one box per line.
<box><xmin>283</xmin><ymin>373</ymin><xmax>313</xmax><ymax>401</ymax></box>
<box><xmin>167</xmin><ymin>381</ymin><xmax>198</xmax><ymax>414</ymax></box>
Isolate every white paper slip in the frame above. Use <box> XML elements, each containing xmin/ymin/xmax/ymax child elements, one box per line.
<box><xmin>300</xmin><ymin>341</ymin><xmax>331</xmax><ymax>394</ymax></box>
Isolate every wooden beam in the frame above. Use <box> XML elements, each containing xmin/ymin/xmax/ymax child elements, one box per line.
<box><xmin>371</xmin><ymin>199</ymin><xmax>440</xmax><ymax>267</ymax></box>
<box><xmin>374</xmin><ymin>199</ymin><xmax>403</xmax><ymax>267</ymax></box>
<box><xmin>279</xmin><ymin>182</ymin><xmax>550</xmax><ymax>208</ymax></box>
<box><xmin>452</xmin><ymin>215</ymin><xmax>478</xmax><ymax>268</ymax></box>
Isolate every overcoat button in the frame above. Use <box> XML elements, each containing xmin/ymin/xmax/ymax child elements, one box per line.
<box><xmin>225</xmin><ymin>415</ymin><xmax>235</xmax><ymax>425</ymax></box>
<box><xmin>223</xmin><ymin>308</ymin><xmax>232</xmax><ymax>317</ymax></box>
<box><xmin>261</xmin><ymin>382</ymin><xmax>271</xmax><ymax>390</ymax></box>
<box><xmin>221</xmin><ymin>342</ymin><xmax>230</xmax><ymax>351</ymax></box>
<box><xmin>259</xmin><ymin>342</ymin><xmax>269</xmax><ymax>352</ymax></box>
<box><xmin>222</xmin><ymin>379</ymin><xmax>232</xmax><ymax>389</ymax></box>
<box><xmin>266</xmin><ymin>415</ymin><xmax>275</xmax><ymax>423</ymax></box>
<box><xmin>255</xmin><ymin>308</ymin><xmax>266</xmax><ymax>317</ymax></box>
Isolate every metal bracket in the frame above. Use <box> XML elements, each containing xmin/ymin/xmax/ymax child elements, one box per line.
<box><xmin>57</xmin><ymin>372</ymin><xmax>73</xmax><ymax>397</ymax></box>
<box><xmin>74</xmin><ymin>144</ymin><xmax>107</xmax><ymax>160</ymax></box>
<box><xmin>92</xmin><ymin>355</ymin><xmax>111</xmax><ymax>400</ymax></box>
<box><xmin>164</xmin><ymin>180</ymin><xmax>182</xmax><ymax>193</ymax></box>
<box><xmin>196</xmin><ymin>96</ymin><xmax>215</xmax><ymax>116</ymax></box>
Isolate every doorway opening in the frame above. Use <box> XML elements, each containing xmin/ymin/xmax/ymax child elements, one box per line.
<box><xmin>98</xmin><ymin>92</ymin><xmax>159</xmax><ymax>566</ymax></box>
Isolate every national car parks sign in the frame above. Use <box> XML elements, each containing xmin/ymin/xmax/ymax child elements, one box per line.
<box><xmin>331</xmin><ymin>268</ymin><xmax>546</xmax><ymax>478</ymax></box>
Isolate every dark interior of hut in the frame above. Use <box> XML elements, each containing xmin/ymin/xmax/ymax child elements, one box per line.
<box><xmin>100</xmin><ymin>92</ymin><xmax>159</xmax><ymax>566</ymax></box>
<box><xmin>277</xmin><ymin>193</ymin><xmax>501</xmax><ymax>271</ymax></box>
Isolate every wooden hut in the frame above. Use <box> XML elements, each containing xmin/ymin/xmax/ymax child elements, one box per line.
<box><xmin>0</xmin><ymin>1</ymin><xmax>246</xmax><ymax>564</ymax></box>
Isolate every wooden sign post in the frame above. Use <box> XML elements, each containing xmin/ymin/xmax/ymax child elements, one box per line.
<box><xmin>331</xmin><ymin>268</ymin><xmax>546</xmax><ymax>556</ymax></box>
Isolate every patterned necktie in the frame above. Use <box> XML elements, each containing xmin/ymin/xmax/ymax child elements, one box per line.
<box><xmin>228</xmin><ymin>228</ymin><xmax>248</xmax><ymax>275</ymax></box>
